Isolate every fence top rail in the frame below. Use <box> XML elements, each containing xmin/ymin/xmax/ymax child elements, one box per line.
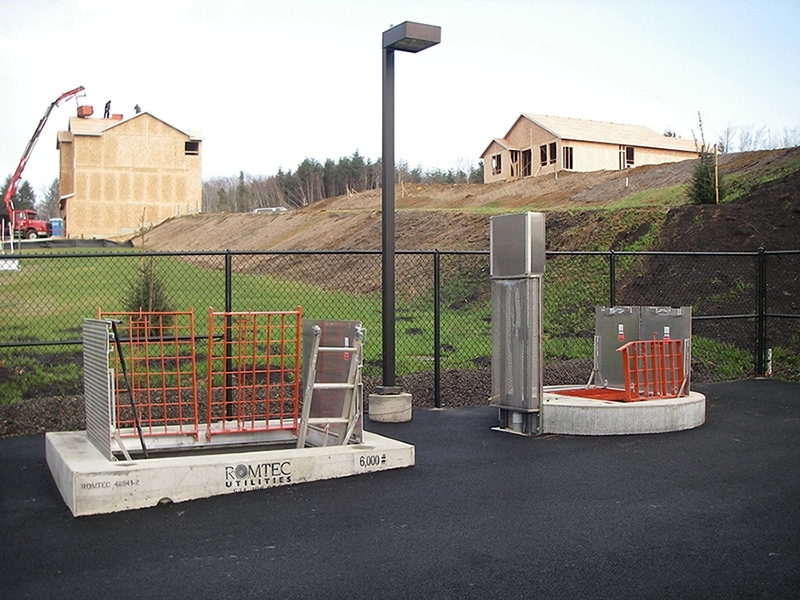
<box><xmin>9</xmin><ymin>248</ymin><xmax>798</xmax><ymax>260</ymax></box>
<box><xmin>9</xmin><ymin>249</ymin><xmax>227</xmax><ymax>260</ymax></box>
<box><xmin>548</xmin><ymin>250</ymin><xmax>762</xmax><ymax>258</ymax></box>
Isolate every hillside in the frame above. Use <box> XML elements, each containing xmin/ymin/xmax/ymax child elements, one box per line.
<box><xmin>135</xmin><ymin>147</ymin><xmax>800</xmax><ymax>254</ymax></box>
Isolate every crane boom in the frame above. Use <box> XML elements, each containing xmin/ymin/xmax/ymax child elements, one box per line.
<box><xmin>2</xmin><ymin>85</ymin><xmax>85</xmax><ymax>216</ymax></box>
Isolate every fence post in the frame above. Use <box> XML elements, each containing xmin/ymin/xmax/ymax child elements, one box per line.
<box><xmin>609</xmin><ymin>250</ymin><xmax>616</xmax><ymax>307</ymax></box>
<box><xmin>433</xmin><ymin>250</ymin><xmax>441</xmax><ymax>408</ymax></box>
<box><xmin>224</xmin><ymin>250</ymin><xmax>234</xmax><ymax>416</ymax></box>
<box><xmin>756</xmin><ymin>247</ymin><xmax>767</xmax><ymax>376</ymax></box>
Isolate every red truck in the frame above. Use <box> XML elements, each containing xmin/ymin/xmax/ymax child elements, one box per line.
<box><xmin>0</xmin><ymin>209</ymin><xmax>50</xmax><ymax>239</ymax></box>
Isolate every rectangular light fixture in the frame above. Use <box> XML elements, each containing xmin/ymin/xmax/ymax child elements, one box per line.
<box><xmin>382</xmin><ymin>21</ymin><xmax>441</xmax><ymax>52</ymax></box>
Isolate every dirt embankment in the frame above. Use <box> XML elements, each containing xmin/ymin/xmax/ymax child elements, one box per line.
<box><xmin>136</xmin><ymin>148</ymin><xmax>800</xmax><ymax>255</ymax></box>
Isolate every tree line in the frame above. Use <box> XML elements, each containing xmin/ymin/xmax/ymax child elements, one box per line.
<box><xmin>716</xmin><ymin>123</ymin><xmax>800</xmax><ymax>154</ymax></box>
<box><xmin>201</xmin><ymin>151</ymin><xmax>483</xmax><ymax>213</ymax></box>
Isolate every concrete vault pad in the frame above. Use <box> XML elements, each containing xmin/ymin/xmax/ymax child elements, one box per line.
<box><xmin>46</xmin><ymin>431</ymin><xmax>414</xmax><ymax>517</ymax></box>
<box><xmin>541</xmin><ymin>386</ymin><xmax>706</xmax><ymax>435</ymax></box>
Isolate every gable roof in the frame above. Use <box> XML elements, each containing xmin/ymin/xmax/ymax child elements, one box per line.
<box><xmin>65</xmin><ymin>112</ymin><xmax>202</xmax><ymax>140</ymax></box>
<box><xmin>480</xmin><ymin>137</ymin><xmax>516</xmax><ymax>157</ymax></box>
<box><xmin>521</xmin><ymin>113</ymin><xmax>697</xmax><ymax>152</ymax></box>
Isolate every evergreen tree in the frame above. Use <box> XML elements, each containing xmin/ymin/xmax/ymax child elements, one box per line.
<box><xmin>688</xmin><ymin>113</ymin><xmax>725</xmax><ymax>205</ymax></box>
<box><xmin>123</xmin><ymin>257</ymin><xmax>175</xmax><ymax>335</ymax></box>
<box><xmin>14</xmin><ymin>181</ymin><xmax>37</xmax><ymax>210</ymax></box>
<box><xmin>687</xmin><ymin>150</ymin><xmax>721</xmax><ymax>205</ymax></box>
<box><xmin>2</xmin><ymin>175</ymin><xmax>37</xmax><ymax>211</ymax></box>
<box><xmin>235</xmin><ymin>171</ymin><xmax>251</xmax><ymax>212</ymax></box>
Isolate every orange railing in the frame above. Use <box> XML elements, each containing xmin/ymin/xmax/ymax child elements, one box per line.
<box><xmin>98</xmin><ymin>307</ymin><xmax>302</xmax><ymax>442</ymax></box>
<box><xmin>99</xmin><ymin>309</ymin><xmax>200</xmax><ymax>438</ymax></box>
<box><xmin>617</xmin><ymin>336</ymin><xmax>685</xmax><ymax>402</ymax></box>
<box><xmin>206</xmin><ymin>308</ymin><xmax>302</xmax><ymax>437</ymax></box>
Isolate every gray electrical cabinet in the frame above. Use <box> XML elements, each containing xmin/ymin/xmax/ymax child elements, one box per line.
<box><xmin>490</xmin><ymin>212</ymin><xmax>546</xmax><ymax>278</ymax></box>
<box><xmin>593</xmin><ymin>306</ymin><xmax>692</xmax><ymax>390</ymax></box>
<box><xmin>490</xmin><ymin>212</ymin><xmax>545</xmax><ymax>435</ymax></box>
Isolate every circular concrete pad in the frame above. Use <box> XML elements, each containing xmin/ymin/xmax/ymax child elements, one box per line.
<box><xmin>542</xmin><ymin>386</ymin><xmax>706</xmax><ymax>435</ymax></box>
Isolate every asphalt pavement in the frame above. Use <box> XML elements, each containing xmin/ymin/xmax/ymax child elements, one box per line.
<box><xmin>1</xmin><ymin>379</ymin><xmax>798</xmax><ymax>599</ymax></box>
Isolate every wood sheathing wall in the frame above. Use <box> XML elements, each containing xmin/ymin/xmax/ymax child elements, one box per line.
<box><xmin>57</xmin><ymin>113</ymin><xmax>201</xmax><ymax>239</ymax></box>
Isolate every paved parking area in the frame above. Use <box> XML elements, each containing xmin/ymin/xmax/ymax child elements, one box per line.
<box><xmin>1</xmin><ymin>379</ymin><xmax>799</xmax><ymax>599</ymax></box>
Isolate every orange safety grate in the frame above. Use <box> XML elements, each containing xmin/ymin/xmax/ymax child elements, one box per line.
<box><xmin>616</xmin><ymin>336</ymin><xmax>685</xmax><ymax>402</ymax></box>
<box><xmin>98</xmin><ymin>309</ymin><xmax>200</xmax><ymax>439</ymax></box>
<box><xmin>206</xmin><ymin>307</ymin><xmax>302</xmax><ymax>437</ymax></box>
<box><xmin>552</xmin><ymin>387</ymin><xmax>630</xmax><ymax>402</ymax></box>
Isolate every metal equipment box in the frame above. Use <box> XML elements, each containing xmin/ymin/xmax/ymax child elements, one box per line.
<box><xmin>491</xmin><ymin>278</ymin><xmax>543</xmax><ymax>415</ymax></box>
<box><xmin>490</xmin><ymin>212</ymin><xmax>546</xmax><ymax>279</ymax></box>
<box><xmin>594</xmin><ymin>306</ymin><xmax>692</xmax><ymax>390</ymax></box>
<box><xmin>489</xmin><ymin>212</ymin><xmax>546</xmax><ymax>435</ymax></box>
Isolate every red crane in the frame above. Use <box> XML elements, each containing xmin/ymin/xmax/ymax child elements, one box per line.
<box><xmin>2</xmin><ymin>86</ymin><xmax>84</xmax><ymax>226</ymax></box>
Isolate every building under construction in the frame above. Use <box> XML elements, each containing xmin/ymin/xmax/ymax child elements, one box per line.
<box><xmin>57</xmin><ymin>106</ymin><xmax>202</xmax><ymax>239</ymax></box>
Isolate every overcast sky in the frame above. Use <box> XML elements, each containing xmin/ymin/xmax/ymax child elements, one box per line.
<box><xmin>1</xmin><ymin>0</ymin><xmax>798</xmax><ymax>198</ymax></box>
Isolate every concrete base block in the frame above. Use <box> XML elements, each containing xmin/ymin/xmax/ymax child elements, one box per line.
<box><xmin>541</xmin><ymin>387</ymin><xmax>706</xmax><ymax>435</ymax></box>
<box><xmin>368</xmin><ymin>392</ymin><xmax>413</xmax><ymax>423</ymax></box>
<box><xmin>46</xmin><ymin>430</ymin><xmax>415</xmax><ymax>517</ymax></box>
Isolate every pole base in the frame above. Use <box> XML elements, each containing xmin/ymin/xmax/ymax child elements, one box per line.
<box><xmin>369</xmin><ymin>392</ymin><xmax>412</xmax><ymax>423</ymax></box>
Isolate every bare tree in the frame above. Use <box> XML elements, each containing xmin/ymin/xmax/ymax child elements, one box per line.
<box><xmin>781</xmin><ymin>126</ymin><xmax>800</xmax><ymax>148</ymax></box>
<box><xmin>37</xmin><ymin>178</ymin><xmax>60</xmax><ymax>219</ymax></box>
<box><xmin>295</xmin><ymin>159</ymin><xmax>324</xmax><ymax>205</ymax></box>
<box><xmin>202</xmin><ymin>176</ymin><xmax>228</xmax><ymax>212</ymax></box>
<box><xmin>717</xmin><ymin>124</ymin><xmax>737</xmax><ymax>154</ymax></box>
<box><xmin>454</xmin><ymin>157</ymin><xmax>475</xmax><ymax>184</ymax></box>
<box><xmin>752</xmin><ymin>125</ymin><xmax>769</xmax><ymax>151</ymax></box>
<box><xmin>738</xmin><ymin>124</ymin><xmax>755</xmax><ymax>152</ymax></box>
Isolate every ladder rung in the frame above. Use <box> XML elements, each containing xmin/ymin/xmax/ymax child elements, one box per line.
<box><xmin>313</xmin><ymin>383</ymin><xmax>355</xmax><ymax>390</ymax></box>
<box><xmin>317</xmin><ymin>346</ymin><xmax>354</xmax><ymax>352</ymax></box>
<box><xmin>306</xmin><ymin>417</ymin><xmax>350</xmax><ymax>425</ymax></box>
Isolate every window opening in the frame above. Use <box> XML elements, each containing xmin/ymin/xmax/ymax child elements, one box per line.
<box><xmin>185</xmin><ymin>141</ymin><xmax>200</xmax><ymax>155</ymax></box>
<box><xmin>620</xmin><ymin>145</ymin><xmax>634</xmax><ymax>168</ymax></box>
<box><xmin>521</xmin><ymin>149</ymin><xmax>532</xmax><ymax>177</ymax></box>
<box><xmin>563</xmin><ymin>147</ymin><xmax>574</xmax><ymax>170</ymax></box>
<box><xmin>539</xmin><ymin>145</ymin><xmax>547</xmax><ymax>167</ymax></box>
<box><xmin>491</xmin><ymin>153</ymin><xmax>502</xmax><ymax>175</ymax></box>
<box><xmin>549</xmin><ymin>142</ymin><xmax>557</xmax><ymax>164</ymax></box>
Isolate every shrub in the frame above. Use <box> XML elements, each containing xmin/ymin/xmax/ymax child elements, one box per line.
<box><xmin>687</xmin><ymin>112</ymin><xmax>726</xmax><ymax>204</ymax></box>
<box><xmin>122</xmin><ymin>257</ymin><xmax>175</xmax><ymax>333</ymax></box>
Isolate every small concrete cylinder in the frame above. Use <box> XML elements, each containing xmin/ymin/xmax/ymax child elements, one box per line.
<box><xmin>369</xmin><ymin>392</ymin><xmax>413</xmax><ymax>423</ymax></box>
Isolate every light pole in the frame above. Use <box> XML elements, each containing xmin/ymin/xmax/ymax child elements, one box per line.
<box><xmin>376</xmin><ymin>21</ymin><xmax>441</xmax><ymax>398</ymax></box>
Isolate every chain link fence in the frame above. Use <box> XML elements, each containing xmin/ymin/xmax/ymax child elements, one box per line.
<box><xmin>1</xmin><ymin>248</ymin><xmax>798</xmax><ymax>405</ymax></box>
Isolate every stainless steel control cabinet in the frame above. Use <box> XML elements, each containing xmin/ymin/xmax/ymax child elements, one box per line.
<box><xmin>490</xmin><ymin>213</ymin><xmax>545</xmax><ymax>435</ymax></box>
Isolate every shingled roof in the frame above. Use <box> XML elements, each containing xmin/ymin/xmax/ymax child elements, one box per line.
<box><xmin>483</xmin><ymin>114</ymin><xmax>698</xmax><ymax>157</ymax></box>
<box><xmin>521</xmin><ymin>113</ymin><xmax>697</xmax><ymax>152</ymax></box>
